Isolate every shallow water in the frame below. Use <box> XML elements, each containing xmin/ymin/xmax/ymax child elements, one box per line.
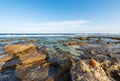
<box><xmin>0</xmin><ymin>34</ymin><xmax>119</xmax><ymax>56</ymax></box>
<box><xmin>0</xmin><ymin>33</ymin><xmax>120</xmax><ymax>81</ymax></box>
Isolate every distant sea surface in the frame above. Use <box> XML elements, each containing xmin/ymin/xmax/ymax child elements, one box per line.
<box><xmin>0</xmin><ymin>33</ymin><xmax>120</xmax><ymax>37</ymax></box>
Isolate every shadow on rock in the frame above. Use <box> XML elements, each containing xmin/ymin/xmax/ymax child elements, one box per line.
<box><xmin>111</xmin><ymin>70</ymin><xmax>120</xmax><ymax>81</ymax></box>
<box><xmin>48</xmin><ymin>59</ymin><xmax>72</xmax><ymax>81</ymax></box>
<box><xmin>0</xmin><ymin>54</ymin><xmax>22</xmax><ymax>81</ymax></box>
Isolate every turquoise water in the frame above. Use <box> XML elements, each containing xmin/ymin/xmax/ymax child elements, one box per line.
<box><xmin>0</xmin><ymin>33</ymin><xmax>120</xmax><ymax>55</ymax></box>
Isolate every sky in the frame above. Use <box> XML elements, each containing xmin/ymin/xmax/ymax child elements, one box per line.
<box><xmin>0</xmin><ymin>0</ymin><xmax>120</xmax><ymax>33</ymax></box>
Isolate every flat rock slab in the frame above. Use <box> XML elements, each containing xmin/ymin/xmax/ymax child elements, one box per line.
<box><xmin>0</xmin><ymin>44</ymin><xmax>47</xmax><ymax>70</ymax></box>
<box><xmin>4</xmin><ymin>44</ymin><xmax>35</xmax><ymax>55</ymax></box>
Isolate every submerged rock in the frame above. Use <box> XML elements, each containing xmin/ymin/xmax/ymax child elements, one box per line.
<box><xmin>0</xmin><ymin>40</ymin><xmax>13</xmax><ymax>42</ymax></box>
<box><xmin>27</xmin><ymin>39</ymin><xmax>39</xmax><ymax>42</ymax></box>
<box><xmin>64</xmin><ymin>41</ymin><xmax>86</xmax><ymax>46</ymax></box>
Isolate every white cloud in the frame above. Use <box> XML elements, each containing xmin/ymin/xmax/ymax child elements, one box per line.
<box><xmin>0</xmin><ymin>19</ymin><xmax>90</xmax><ymax>33</ymax></box>
<box><xmin>1</xmin><ymin>20</ymin><xmax>120</xmax><ymax>33</ymax></box>
<box><xmin>1</xmin><ymin>19</ymin><xmax>120</xmax><ymax>33</ymax></box>
<box><xmin>38</xmin><ymin>20</ymin><xmax>90</xmax><ymax>27</ymax></box>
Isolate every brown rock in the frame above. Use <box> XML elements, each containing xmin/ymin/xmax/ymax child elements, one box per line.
<box><xmin>96</xmin><ymin>39</ymin><xmax>102</xmax><ymax>43</ymax></box>
<box><xmin>73</xmin><ymin>59</ymin><xmax>113</xmax><ymax>81</ymax></box>
<box><xmin>87</xmin><ymin>37</ymin><xmax>92</xmax><ymax>40</ymax></box>
<box><xmin>46</xmin><ymin>78</ymin><xmax>54</xmax><ymax>81</ymax></box>
<box><xmin>88</xmin><ymin>50</ymin><xmax>95</xmax><ymax>54</ymax></box>
<box><xmin>79</xmin><ymin>37</ymin><xmax>87</xmax><ymax>40</ymax></box>
<box><xmin>0</xmin><ymin>44</ymin><xmax>47</xmax><ymax>70</ymax></box>
<box><xmin>108</xmin><ymin>53</ymin><xmax>116</xmax><ymax>58</ymax></box>
<box><xmin>27</xmin><ymin>39</ymin><xmax>39</xmax><ymax>42</ymax></box>
<box><xmin>101</xmin><ymin>59</ymin><xmax>120</xmax><ymax>81</ymax></box>
<box><xmin>64</xmin><ymin>41</ymin><xmax>85</xmax><ymax>46</ymax></box>
<box><xmin>4</xmin><ymin>44</ymin><xmax>36</xmax><ymax>55</ymax></box>
<box><xmin>0</xmin><ymin>55</ymin><xmax>13</xmax><ymax>63</ymax></box>
<box><xmin>90</xmin><ymin>58</ymin><xmax>97</xmax><ymax>67</ymax></box>
<box><xmin>16</xmin><ymin>59</ymin><xmax>72</xmax><ymax>81</ymax></box>
<box><xmin>0</xmin><ymin>40</ymin><xmax>12</xmax><ymax>42</ymax></box>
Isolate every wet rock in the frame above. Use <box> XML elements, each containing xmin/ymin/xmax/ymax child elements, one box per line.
<box><xmin>114</xmin><ymin>41</ymin><xmax>120</xmax><ymax>44</ymax></box>
<box><xmin>64</xmin><ymin>41</ymin><xmax>79</xmax><ymax>46</ymax></box>
<box><xmin>88</xmin><ymin>49</ymin><xmax>95</xmax><ymax>54</ymax></box>
<box><xmin>87</xmin><ymin>37</ymin><xmax>92</xmax><ymax>40</ymax></box>
<box><xmin>110</xmin><ymin>37</ymin><xmax>120</xmax><ymax>40</ymax></box>
<box><xmin>18</xmin><ymin>38</ymin><xmax>28</xmax><ymax>40</ymax></box>
<box><xmin>0</xmin><ymin>40</ymin><xmax>12</xmax><ymax>42</ymax></box>
<box><xmin>37</xmin><ymin>46</ymin><xmax>48</xmax><ymax>54</ymax></box>
<box><xmin>27</xmin><ymin>39</ymin><xmax>39</xmax><ymax>42</ymax></box>
<box><xmin>108</xmin><ymin>53</ymin><xmax>116</xmax><ymax>58</ymax></box>
<box><xmin>79</xmin><ymin>37</ymin><xmax>87</xmax><ymax>40</ymax></box>
<box><xmin>96</xmin><ymin>39</ymin><xmax>102</xmax><ymax>43</ymax></box>
<box><xmin>64</xmin><ymin>41</ymin><xmax>85</xmax><ymax>46</ymax></box>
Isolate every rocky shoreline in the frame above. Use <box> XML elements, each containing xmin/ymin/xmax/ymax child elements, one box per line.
<box><xmin>0</xmin><ymin>36</ymin><xmax>120</xmax><ymax>81</ymax></box>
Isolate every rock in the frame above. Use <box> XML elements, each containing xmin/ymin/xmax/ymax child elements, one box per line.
<box><xmin>71</xmin><ymin>59</ymin><xmax>113</xmax><ymax>81</ymax></box>
<box><xmin>88</xmin><ymin>50</ymin><xmax>95</xmax><ymax>54</ymax></box>
<box><xmin>27</xmin><ymin>39</ymin><xmax>39</xmax><ymax>42</ymax></box>
<box><xmin>90</xmin><ymin>58</ymin><xmax>97</xmax><ymax>67</ymax></box>
<box><xmin>45</xmin><ymin>78</ymin><xmax>54</xmax><ymax>81</ymax></box>
<box><xmin>53</xmin><ymin>59</ymin><xmax>72</xmax><ymax>81</ymax></box>
<box><xmin>96</xmin><ymin>39</ymin><xmax>102</xmax><ymax>43</ymax></box>
<box><xmin>0</xmin><ymin>54</ymin><xmax>13</xmax><ymax>63</ymax></box>
<box><xmin>111</xmin><ymin>70</ymin><xmax>120</xmax><ymax>81</ymax></box>
<box><xmin>101</xmin><ymin>59</ymin><xmax>120</xmax><ymax>81</ymax></box>
<box><xmin>4</xmin><ymin>44</ymin><xmax>36</xmax><ymax>55</ymax></box>
<box><xmin>0</xmin><ymin>40</ymin><xmax>12</xmax><ymax>42</ymax></box>
<box><xmin>16</xmin><ymin>59</ymin><xmax>72</xmax><ymax>81</ymax></box>
<box><xmin>37</xmin><ymin>46</ymin><xmax>48</xmax><ymax>54</ymax></box>
<box><xmin>64</xmin><ymin>41</ymin><xmax>79</xmax><ymax>46</ymax></box>
<box><xmin>114</xmin><ymin>41</ymin><xmax>120</xmax><ymax>44</ymax></box>
<box><xmin>108</xmin><ymin>53</ymin><xmax>116</xmax><ymax>58</ymax></box>
<box><xmin>0</xmin><ymin>44</ymin><xmax>47</xmax><ymax>70</ymax></box>
<box><xmin>87</xmin><ymin>37</ymin><xmax>92</xmax><ymax>40</ymax></box>
<box><xmin>71</xmin><ymin>59</ymin><xmax>76</xmax><ymax>67</ymax></box>
<box><xmin>78</xmin><ymin>72</ymin><xmax>113</xmax><ymax>81</ymax></box>
<box><xmin>0</xmin><ymin>54</ymin><xmax>46</xmax><ymax>70</ymax></box>
<box><xmin>79</xmin><ymin>37</ymin><xmax>87</xmax><ymax>40</ymax></box>
<box><xmin>64</xmin><ymin>41</ymin><xmax>85</xmax><ymax>46</ymax></box>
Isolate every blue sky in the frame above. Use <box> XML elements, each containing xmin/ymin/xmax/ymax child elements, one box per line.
<box><xmin>0</xmin><ymin>0</ymin><xmax>120</xmax><ymax>33</ymax></box>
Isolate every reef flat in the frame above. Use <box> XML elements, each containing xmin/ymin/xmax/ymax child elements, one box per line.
<box><xmin>0</xmin><ymin>34</ymin><xmax>120</xmax><ymax>81</ymax></box>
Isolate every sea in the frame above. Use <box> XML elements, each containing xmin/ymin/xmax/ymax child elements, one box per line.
<box><xmin>0</xmin><ymin>33</ymin><xmax>120</xmax><ymax>37</ymax></box>
<box><xmin>0</xmin><ymin>33</ymin><xmax>120</xmax><ymax>55</ymax></box>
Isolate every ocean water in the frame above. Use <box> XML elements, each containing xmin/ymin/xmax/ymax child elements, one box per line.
<box><xmin>0</xmin><ymin>33</ymin><xmax>120</xmax><ymax>55</ymax></box>
<box><xmin>0</xmin><ymin>33</ymin><xmax>120</xmax><ymax>38</ymax></box>
<box><xmin>0</xmin><ymin>33</ymin><xmax>120</xmax><ymax>81</ymax></box>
